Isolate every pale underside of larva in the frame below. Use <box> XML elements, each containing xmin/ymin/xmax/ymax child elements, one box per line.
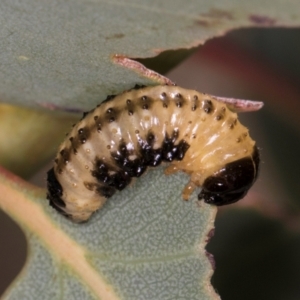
<box><xmin>47</xmin><ymin>85</ymin><xmax>260</xmax><ymax>222</ymax></box>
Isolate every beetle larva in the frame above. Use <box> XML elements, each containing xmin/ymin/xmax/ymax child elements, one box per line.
<box><xmin>47</xmin><ymin>85</ymin><xmax>260</xmax><ymax>222</ymax></box>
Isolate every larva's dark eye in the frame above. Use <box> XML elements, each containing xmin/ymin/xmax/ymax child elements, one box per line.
<box><xmin>198</xmin><ymin>146</ymin><xmax>260</xmax><ymax>206</ymax></box>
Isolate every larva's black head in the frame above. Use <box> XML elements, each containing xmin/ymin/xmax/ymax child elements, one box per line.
<box><xmin>198</xmin><ymin>146</ymin><xmax>260</xmax><ymax>206</ymax></box>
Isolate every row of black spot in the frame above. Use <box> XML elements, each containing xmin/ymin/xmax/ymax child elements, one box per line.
<box><xmin>90</xmin><ymin>130</ymin><xmax>190</xmax><ymax>198</ymax></box>
<box><xmin>55</xmin><ymin>90</ymin><xmax>215</xmax><ymax>173</ymax></box>
<box><xmin>47</xmin><ymin>168</ymin><xmax>68</xmax><ymax>215</ymax></box>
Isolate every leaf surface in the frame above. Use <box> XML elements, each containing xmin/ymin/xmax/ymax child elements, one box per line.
<box><xmin>0</xmin><ymin>165</ymin><xmax>218</xmax><ymax>300</ymax></box>
<box><xmin>0</xmin><ymin>0</ymin><xmax>299</xmax><ymax>111</ymax></box>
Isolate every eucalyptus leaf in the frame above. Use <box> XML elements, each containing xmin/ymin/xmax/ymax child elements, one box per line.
<box><xmin>0</xmin><ymin>166</ymin><xmax>218</xmax><ymax>300</ymax></box>
<box><xmin>0</xmin><ymin>0</ymin><xmax>299</xmax><ymax>112</ymax></box>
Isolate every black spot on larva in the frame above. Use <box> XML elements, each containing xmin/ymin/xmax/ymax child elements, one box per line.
<box><xmin>92</xmin><ymin>157</ymin><xmax>132</xmax><ymax>190</ymax></box>
<box><xmin>77</xmin><ymin>127</ymin><xmax>91</xmax><ymax>144</ymax></box>
<box><xmin>60</xmin><ymin>148</ymin><xmax>71</xmax><ymax>164</ymax></box>
<box><xmin>138</xmin><ymin>130</ymin><xmax>189</xmax><ymax>165</ymax></box>
<box><xmin>96</xmin><ymin>185</ymin><xmax>116</xmax><ymax>198</ymax></box>
<box><xmin>82</xmin><ymin>111</ymin><xmax>89</xmax><ymax>118</ymax></box>
<box><xmin>91</xmin><ymin>159</ymin><xmax>110</xmax><ymax>184</ymax></box>
<box><xmin>160</xmin><ymin>92</ymin><xmax>167</xmax><ymax>99</ymax></box>
<box><xmin>110</xmin><ymin>172</ymin><xmax>132</xmax><ymax>190</ymax></box>
<box><xmin>139</xmin><ymin>95</ymin><xmax>153</xmax><ymax>110</ymax></box>
<box><xmin>198</xmin><ymin>153</ymin><xmax>259</xmax><ymax>206</ymax></box>
<box><xmin>111</xmin><ymin>142</ymin><xmax>146</xmax><ymax>177</ymax></box>
<box><xmin>105</xmin><ymin>107</ymin><xmax>120</xmax><ymax>123</ymax></box>
<box><xmin>133</xmin><ymin>84</ymin><xmax>146</xmax><ymax>90</ymax></box>
<box><xmin>93</xmin><ymin>116</ymin><xmax>102</xmax><ymax>132</ymax></box>
<box><xmin>215</xmin><ymin>107</ymin><xmax>226</xmax><ymax>121</ymax></box>
<box><xmin>49</xmin><ymin>199</ymin><xmax>68</xmax><ymax>216</ymax></box>
<box><xmin>69</xmin><ymin>136</ymin><xmax>78</xmax><ymax>154</ymax></box>
<box><xmin>69</xmin><ymin>135</ymin><xmax>81</xmax><ymax>154</ymax></box>
<box><xmin>126</xmin><ymin>99</ymin><xmax>135</xmax><ymax>115</ymax></box>
<box><xmin>84</xmin><ymin>181</ymin><xmax>96</xmax><ymax>191</ymax></box>
<box><xmin>47</xmin><ymin>168</ymin><xmax>68</xmax><ymax>216</ymax></box>
<box><xmin>160</xmin><ymin>93</ymin><xmax>169</xmax><ymax>108</ymax></box>
<box><xmin>147</xmin><ymin>132</ymin><xmax>155</xmax><ymax>143</ymax></box>
<box><xmin>101</xmin><ymin>94</ymin><xmax>116</xmax><ymax>104</ymax></box>
<box><xmin>202</xmin><ymin>99</ymin><xmax>214</xmax><ymax>114</ymax></box>
<box><xmin>175</xmin><ymin>140</ymin><xmax>190</xmax><ymax>160</ymax></box>
<box><xmin>138</xmin><ymin>132</ymin><xmax>163</xmax><ymax>167</ymax></box>
<box><xmin>228</xmin><ymin>118</ymin><xmax>238</xmax><ymax>129</ymax></box>
<box><xmin>192</xmin><ymin>95</ymin><xmax>199</xmax><ymax>111</ymax></box>
<box><xmin>143</xmin><ymin>148</ymin><xmax>163</xmax><ymax>167</ymax></box>
<box><xmin>79</xmin><ymin>109</ymin><xmax>94</xmax><ymax>121</ymax></box>
<box><xmin>162</xmin><ymin>130</ymin><xmax>181</xmax><ymax>162</ymax></box>
<box><xmin>174</xmin><ymin>94</ymin><xmax>186</xmax><ymax>108</ymax></box>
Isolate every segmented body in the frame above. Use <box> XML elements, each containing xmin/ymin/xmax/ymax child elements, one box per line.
<box><xmin>47</xmin><ymin>85</ymin><xmax>259</xmax><ymax>222</ymax></box>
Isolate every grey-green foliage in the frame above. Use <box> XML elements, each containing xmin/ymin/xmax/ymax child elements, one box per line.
<box><xmin>0</xmin><ymin>0</ymin><xmax>299</xmax><ymax>111</ymax></box>
<box><xmin>3</xmin><ymin>166</ymin><xmax>217</xmax><ymax>300</ymax></box>
<box><xmin>4</xmin><ymin>235</ymin><xmax>97</xmax><ymax>300</ymax></box>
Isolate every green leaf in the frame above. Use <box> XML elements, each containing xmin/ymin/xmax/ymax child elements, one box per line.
<box><xmin>0</xmin><ymin>0</ymin><xmax>300</xmax><ymax>111</ymax></box>
<box><xmin>0</xmin><ymin>166</ymin><xmax>218</xmax><ymax>300</ymax></box>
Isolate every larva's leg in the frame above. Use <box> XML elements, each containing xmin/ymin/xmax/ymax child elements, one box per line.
<box><xmin>182</xmin><ymin>181</ymin><xmax>196</xmax><ymax>201</ymax></box>
<box><xmin>164</xmin><ymin>164</ymin><xmax>179</xmax><ymax>175</ymax></box>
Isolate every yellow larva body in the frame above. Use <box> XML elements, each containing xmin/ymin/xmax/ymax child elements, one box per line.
<box><xmin>47</xmin><ymin>85</ymin><xmax>259</xmax><ymax>222</ymax></box>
